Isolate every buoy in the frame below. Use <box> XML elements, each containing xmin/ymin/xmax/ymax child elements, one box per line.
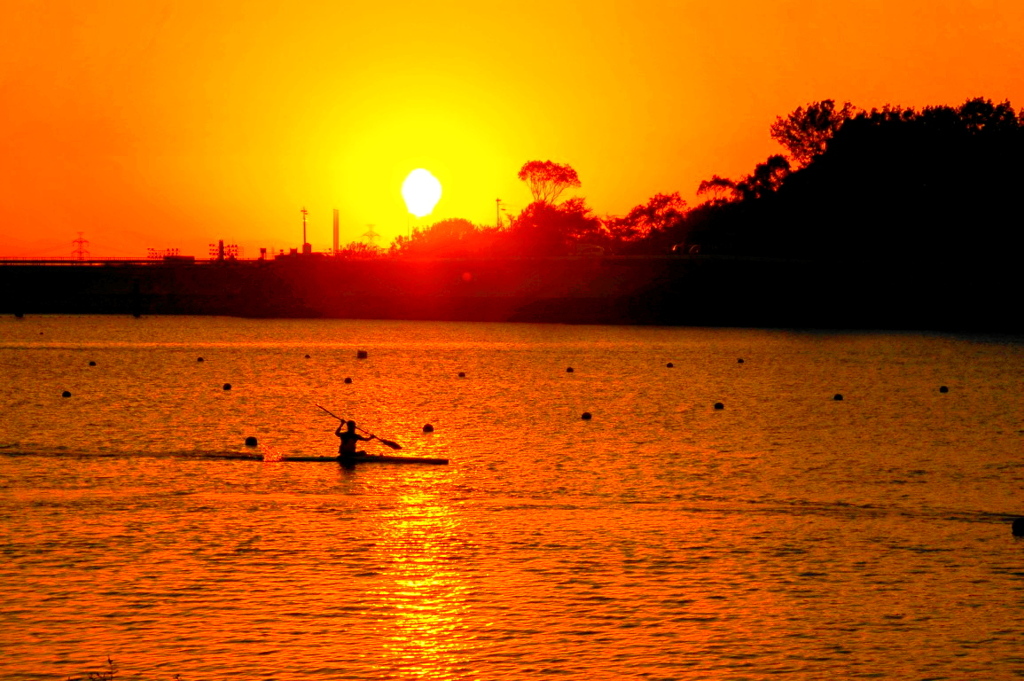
<box><xmin>14</xmin><ymin>313</ymin><xmax>24</xmax><ymax>318</ymax></box>
<box><xmin>344</xmin><ymin>377</ymin><xmax>352</xmax><ymax>384</ymax></box>
<box><xmin>423</xmin><ymin>424</ymin><xmax>434</xmax><ymax>433</ymax></box>
<box><xmin>939</xmin><ymin>386</ymin><xmax>949</xmax><ymax>393</ymax></box>
<box><xmin>458</xmin><ymin>372</ymin><xmax>466</xmax><ymax>378</ymax></box>
<box><xmin>244</xmin><ymin>436</ymin><xmax>258</xmax><ymax>447</ymax></box>
<box><xmin>713</xmin><ymin>402</ymin><xmax>725</xmax><ymax>410</ymax></box>
<box><xmin>833</xmin><ymin>394</ymin><xmax>843</xmax><ymax>401</ymax></box>
<box><xmin>1013</xmin><ymin>518</ymin><xmax>1024</xmax><ymax>536</ymax></box>
<box><xmin>223</xmin><ymin>383</ymin><xmax>232</xmax><ymax>391</ymax></box>
<box><xmin>197</xmin><ymin>357</ymin><xmax>204</xmax><ymax>362</ymax></box>
<box><xmin>88</xmin><ymin>361</ymin><xmax>96</xmax><ymax>366</ymax></box>
<box><xmin>738</xmin><ymin>358</ymin><xmax>744</xmax><ymax>363</ymax></box>
<box><xmin>666</xmin><ymin>362</ymin><xmax>674</xmax><ymax>368</ymax></box>
<box><xmin>304</xmin><ymin>354</ymin><xmax>311</xmax><ymax>359</ymax></box>
<box><xmin>133</xmin><ymin>313</ymin><xmax>141</xmax><ymax>319</ymax></box>
<box><xmin>357</xmin><ymin>350</ymin><xmax>368</xmax><ymax>359</ymax></box>
<box><xmin>62</xmin><ymin>391</ymin><xmax>72</xmax><ymax>398</ymax></box>
<box><xmin>581</xmin><ymin>412</ymin><xmax>592</xmax><ymax>420</ymax></box>
<box><xmin>566</xmin><ymin>367</ymin><xmax>574</xmax><ymax>373</ymax></box>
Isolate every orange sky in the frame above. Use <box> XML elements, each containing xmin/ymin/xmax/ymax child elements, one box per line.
<box><xmin>2</xmin><ymin>0</ymin><xmax>1022</xmax><ymax>257</ymax></box>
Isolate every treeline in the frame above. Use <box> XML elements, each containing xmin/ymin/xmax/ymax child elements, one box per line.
<box><xmin>694</xmin><ymin>97</ymin><xmax>1024</xmax><ymax>266</ymax></box>
<box><xmin>382</xmin><ymin>160</ymin><xmax>689</xmax><ymax>258</ymax></box>
<box><xmin>358</xmin><ymin>98</ymin><xmax>1024</xmax><ymax>274</ymax></box>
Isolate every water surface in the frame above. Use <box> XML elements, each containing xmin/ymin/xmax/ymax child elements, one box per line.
<box><xmin>1</xmin><ymin>317</ymin><xmax>1023</xmax><ymax>679</ymax></box>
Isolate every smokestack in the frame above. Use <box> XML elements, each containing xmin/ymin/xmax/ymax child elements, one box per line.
<box><xmin>333</xmin><ymin>209</ymin><xmax>340</xmax><ymax>255</ymax></box>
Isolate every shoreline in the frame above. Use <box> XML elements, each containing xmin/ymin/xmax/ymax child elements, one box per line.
<box><xmin>1</xmin><ymin>255</ymin><xmax>1017</xmax><ymax>334</ymax></box>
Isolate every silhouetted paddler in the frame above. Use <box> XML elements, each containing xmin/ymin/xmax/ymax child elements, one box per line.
<box><xmin>336</xmin><ymin>420</ymin><xmax>376</xmax><ymax>462</ymax></box>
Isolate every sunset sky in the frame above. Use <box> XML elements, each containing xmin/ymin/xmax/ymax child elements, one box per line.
<box><xmin>2</xmin><ymin>0</ymin><xmax>1022</xmax><ymax>258</ymax></box>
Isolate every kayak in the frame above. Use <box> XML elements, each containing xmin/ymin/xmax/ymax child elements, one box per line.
<box><xmin>206</xmin><ymin>453</ymin><xmax>449</xmax><ymax>465</ymax></box>
<box><xmin>283</xmin><ymin>454</ymin><xmax>449</xmax><ymax>465</ymax></box>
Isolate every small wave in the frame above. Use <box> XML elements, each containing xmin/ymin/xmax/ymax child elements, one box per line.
<box><xmin>0</xmin><ymin>448</ymin><xmax>261</xmax><ymax>461</ymax></box>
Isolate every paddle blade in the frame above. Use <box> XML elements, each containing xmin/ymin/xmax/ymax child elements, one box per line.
<box><xmin>378</xmin><ymin>438</ymin><xmax>402</xmax><ymax>450</ymax></box>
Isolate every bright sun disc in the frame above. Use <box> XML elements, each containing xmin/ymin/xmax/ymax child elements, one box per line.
<box><xmin>401</xmin><ymin>169</ymin><xmax>443</xmax><ymax>218</ymax></box>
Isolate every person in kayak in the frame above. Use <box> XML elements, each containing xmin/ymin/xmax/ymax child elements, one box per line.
<box><xmin>336</xmin><ymin>420</ymin><xmax>376</xmax><ymax>461</ymax></box>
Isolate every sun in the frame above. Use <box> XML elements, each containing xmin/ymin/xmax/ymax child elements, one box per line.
<box><xmin>401</xmin><ymin>169</ymin><xmax>443</xmax><ymax>218</ymax></box>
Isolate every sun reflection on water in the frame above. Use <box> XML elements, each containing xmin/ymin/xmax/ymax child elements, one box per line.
<box><xmin>367</xmin><ymin>490</ymin><xmax>471</xmax><ymax>679</ymax></box>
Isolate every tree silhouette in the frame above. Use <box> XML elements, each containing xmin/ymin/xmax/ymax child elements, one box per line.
<box><xmin>518</xmin><ymin>160</ymin><xmax>581</xmax><ymax>204</ymax></box>
<box><xmin>390</xmin><ymin>218</ymin><xmax>499</xmax><ymax>257</ymax></box>
<box><xmin>506</xmin><ymin>197</ymin><xmax>602</xmax><ymax>255</ymax></box>
<box><xmin>697</xmin><ymin>156</ymin><xmax>790</xmax><ymax>203</ymax></box>
<box><xmin>775</xmin><ymin>97</ymin><xmax>1024</xmax><ymax>261</ymax></box>
<box><xmin>606</xmin><ymin>193</ymin><xmax>687</xmax><ymax>242</ymax></box>
<box><xmin>696</xmin><ymin>175</ymin><xmax>739</xmax><ymax>203</ymax></box>
<box><xmin>770</xmin><ymin>99</ymin><xmax>858</xmax><ymax>167</ymax></box>
<box><xmin>336</xmin><ymin>241</ymin><xmax>383</xmax><ymax>258</ymax></box>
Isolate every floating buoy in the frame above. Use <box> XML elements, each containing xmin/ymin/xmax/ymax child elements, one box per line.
<box><xmin>357</xmin><ymin>350</ymin><xmax>368</xmax><ymax>359</ymax></box>
<box><xmin>581</xmin><ymin>412</ymin><xmax>592</xmax><ymax>420</ymax></box>
<box><xmin>738</xmin><ymin>358</ymin><xmax>744</xmax><ymax>364</ymax></box>
<box><xmin>14</xmin><ymin>313</ymin><xmax>24</xmax><ymax>318</ymax></box>
<box><xmin>244</xmin><ymin>436</ymin><xmax>258</xmax><ymax>447</ymax></box>
<box><xmin>666</xmin><ymin>362</ymin><xmax>674</xmax><ymax>368</ymax></box>
<box><xmin>939</xmin><ymin>386</ymin><xmax>949</xmax><ymax>393</ymax></box>
<box><xmin>714</xmin><ymin>402</ymin><xmax>724</xmax><ymax>410</ymax></box>
<box><xmin>1013</xmin><ymin>518</ymin><xmax>1024</xmax><ymax>536</ymax></box>
<box><xmin>223</xmin><ymin>383</ymin><xmax>232</xmax><ymax>391</ymax></box>
<box><xmin>62</xmin><ymin>391</ymin><xmax>72</xmax><ymax>398</ymax></box>
<box><xmin>344</xmin><ymin>377</ymin><xmax>352</xmax><ymax>384</ymax></box>
<box><xmin>88</xmin><ymin>361</ymin><xmax>96</xmax><ymax>366</ymax></box>
<box><xmin>304</xmin><ymin>354</ymin><xmax>311</xmax><ymax>359</ymax></box>
<box><xmin>566</xmin><ymin>367</ymin><xmax>574</xmax><ymax>373</ymax></box>
<box><xmin>833</xmin><ymin>394</ymin><xmax>843</xmax><ymax>401</ymax></box>
<box><xmin>423</xmin><ymin>423</ymin><xmax>434</xmax><ymax>433</ymax></box>
<box><xmin>197</xmin><ymin>357</ymin><xmax>204</xmax><ymax>362</ymax></box>
<box><xmin>458</xmin><ymin>372</ymin><xmax>466</xmax><ymax>378</ymax></box>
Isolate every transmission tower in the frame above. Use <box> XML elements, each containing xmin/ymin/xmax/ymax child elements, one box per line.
<box><xmin>361</xmin><ymin>224</ymin><xmax>380</xmax><ymax>245</ymax></box>
<box><xmin>71</xmin><ymin>232</ymin><xmax>90</xmax><ymax>260</ymax></box>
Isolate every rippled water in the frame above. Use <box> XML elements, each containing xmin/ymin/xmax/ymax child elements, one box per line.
<box><xmin>2</xmin><ymin>316</ymin><xmax>1024</xmax><ymax>679</ymax></box>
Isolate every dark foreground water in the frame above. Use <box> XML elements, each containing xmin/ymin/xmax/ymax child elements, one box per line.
<box><xmin>1</xmin><ymin>316</ymin><xmax>1023</xmax><ymax>679</ymax></box>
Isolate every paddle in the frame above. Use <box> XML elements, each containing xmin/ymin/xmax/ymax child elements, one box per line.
<box><xmin>315</xmin><ymin>404</ymin><xmax>403</xmax><ymax>450</ymax></box>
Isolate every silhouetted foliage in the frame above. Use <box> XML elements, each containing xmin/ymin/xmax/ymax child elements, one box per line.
<box><xmin>386</xmin><ymin>100</ymin><xmax>1023</xmax><ymax>282</ymax></box>
<box><xmin>390</xmin><ymin>218</ymin><xmax>501</xmax><ymax>258</ymax></box>
<box><xmin>695</xmin><ymin>175</ymin><xmax>737</xmax><ymax>204</ymax></box>
<box><xmin>697</xmin><ymin>155</ymin><xmax>790</xmax><ymax>203</ymax></box>
<box><xmin>601</xmin><ymin>193</ymin><xmax>691</xmax><ymax>255</ymax></box>
<box><xmin>517</xmin><ymin>160</ymin><xmax>581</xmax><ymax>204</ymax></box>
<box><xmin>679</xmin><ymin>96</ymin><xmax>1024</xmax><ymax>271</ymax></box>
<box><xmin>335</xmin><ymin>241</ymin><xmax>383</xmax><ymax>258</ymax></box>
<box><xmin>506</xmin><ymin>198</ymin><xmax>603</xmax><ymax>255</ymax></box>
<box><xmin>772</xmin><ymin>97</ymin><xmax>1024</xmax><ymax>262</ymax></box>
<box><xmin>606</xmin><ymin>193</ymin><xmax>687</xmax><ymax>243</ymax></box>
<box><xmin>770</xmin><ymin>99</ymin><xmax>858</xmax><ymax>167</ymax></box>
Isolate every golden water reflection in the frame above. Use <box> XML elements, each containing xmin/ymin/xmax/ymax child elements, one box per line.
<box><xmin>366</xmin><ymin>490</ymin><xmax>471</xmax><ymax>679</ymax></box>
